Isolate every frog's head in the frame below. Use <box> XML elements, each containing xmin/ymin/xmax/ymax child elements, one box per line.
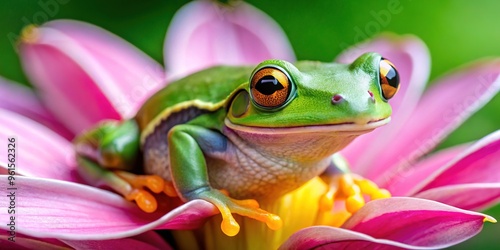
<box><xmin>225</xmin><ymin>52</ymin><xmax>400</xmax><ymax>160</ymax></box>
<box><xmin>227</xmin><ymin>52</ymin><xmax>399</xmax><ymax>127</ymax></box>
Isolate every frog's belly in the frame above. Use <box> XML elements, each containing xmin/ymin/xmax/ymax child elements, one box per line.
<box><xmin>204</xmin><ymin>152</ymin><xmax>326</xmax><ymax>200</ymax></box>
<box><xmin>143</xmin><ymin>140</ymin><xmax>172</xmax><ymax>181</ymax></box>
<box><xmin>143</xmin><ymin>132</ymin><xmax>327</xmax><ymax>201</ymax></box>
<box><xmin>144</xmin><ymin>149</ymin><xmax>314</xmax><ymax>200</ymax></box>
<box><xmin>142</xmin><ymin>108</ymin><xmax>328</xmax><ymax>200</ymax></box>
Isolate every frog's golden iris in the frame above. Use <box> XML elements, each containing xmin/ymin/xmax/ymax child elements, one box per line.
<box><xmin>250</xmin><ymin>67</ymin><xmax>291</xmax><ymax>108</ymax></box>
<box><xmin>379</xmin><ymin>58</ymin><xmax>400</xmax><ymax>100</ymax></box>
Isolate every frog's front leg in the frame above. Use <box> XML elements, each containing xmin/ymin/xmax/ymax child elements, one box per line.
<box><xmin>319</xmin><ymin>154</ymin><xmax>391</xmax><ymax>214</ymax></box>
<box><xmin>74</xmin><ymin>120</ymin><xmax>168</xmax><ymax>213</ymax></box>
<box><xmin>168</xmin><ymin>124</ymin><xmax>282</xmax><ymax>236</ymax></box>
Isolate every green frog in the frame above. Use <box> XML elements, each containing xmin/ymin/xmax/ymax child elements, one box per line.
<box><xmin>74</xmin><ymin>52</ymin><xmax>400</xmax><ymax>236</ymax></box>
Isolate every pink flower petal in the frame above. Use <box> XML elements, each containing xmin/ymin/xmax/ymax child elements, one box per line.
<box><xmin>384</xmin><ymin>144</ymin><xmax>469</xmax><ymax>196</ymax></box>
<box><xmin>0</xmin><ymin>176</ymin><xmax>217</xmax><ymax>240</ymax></box>
<box><xmin>282</xmin><ymin>197</ymin><xmax>494</xmax><ymax>249</ymax></box>
<box><xmin>344</xmin><ymin>197</ymin><xmax>493</xmax><ymax>248</ymax></box>
<box><xmin>337</xmin><ymin>34</ymin><xmax>431</xmax><ymax>176</ymax></box>
<box><xmin>0</xmin><ymin>76</ymin><xmax>73</xmax><ymax>139</ymax></box>
<box><xmin>0</xmin><ymin>234</ymin><xmax>70</xmax><ymax>250</ymax></box>
<box><xmin>281</xmin><ymin>226</ymin><xmax>437</xmax><ymax>250</ymax></box>
<box><xmin>62</xmin><ymin>239</ymin><xmax>164</xmax><ymax>250</ymax></box>
<box><xmin>62</xmin><ymin>231</ymin><xmax>172</xmax><ymax>250</ymax></box>
<box><xmin>415</xmin><ymin>183</ymin><xmax>500</xmax><ymax>211</ymax></box>
<box><xmin>376</xmin><ymin>60</ymin><xmax>500</xmax><ymax>185</ymax></box>
<box><xmin>0</xmin><ymin>109</ymin><xmax>82</xmax><ymax>183</ymax></box>
<box><xmin>20</xmin><ymin>20</ymin><xmax>166</xmax><ymax>134</ymax></box>
<box><xmin>410</xmin><ymin>130</ymin><xmax>500</xmax><ymax>194</ymax></box>
<box><xmin>165</xmin><ymin>0</ymin><xmax>295</xmax><ymax>79</ymax></box>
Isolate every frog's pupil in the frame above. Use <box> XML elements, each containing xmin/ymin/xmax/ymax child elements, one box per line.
<box><xmin>385</xmin><ymin>66</ymin><xmax>399</xmax><ymax>88</ymax></box>
<box><xmin>256</xmin><ymin>75</ymin><xmax>284</xmax><ymax>95</ymax></box>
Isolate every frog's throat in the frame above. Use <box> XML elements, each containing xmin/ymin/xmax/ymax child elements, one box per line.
<box><xmin>224</xmin><ymin>117</ymin><xmax>390</xmax><ymax>134</ymax></box>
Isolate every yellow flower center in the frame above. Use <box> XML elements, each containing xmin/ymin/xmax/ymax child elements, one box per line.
<box><xmin>172</xmin><ymin>176</ymin><xmax>390</xmax><ymax>250</ymax></box>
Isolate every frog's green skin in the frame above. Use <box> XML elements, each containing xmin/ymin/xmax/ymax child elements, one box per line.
<box><xmin>74</xmin><ymin>52</ymin><xmax>393</xmax><ymax>204</ymax></box>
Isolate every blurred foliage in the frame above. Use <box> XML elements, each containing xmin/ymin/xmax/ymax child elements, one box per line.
<box><xmin>0</xmin><ymin>0</ymin><xmax>499</xmax><ymax>248</ymax></box>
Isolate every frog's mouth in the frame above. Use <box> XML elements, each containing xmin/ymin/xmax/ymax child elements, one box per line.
<box><xmin>224</xmin><ymin>117</ymin><xmax>390</xmax><ymax>135</ymax></box>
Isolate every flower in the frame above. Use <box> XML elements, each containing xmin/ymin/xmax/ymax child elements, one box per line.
<box><xmin>0</xmin><ymin>0</ymin><xmax>499</xmax><ymax>249</ymax></box>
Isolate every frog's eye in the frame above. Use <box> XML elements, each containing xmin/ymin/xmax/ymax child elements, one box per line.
<box><xmin>379</xmin><ymin>58</ymin><xmax>400</xmax><ymax>100</ymax></box>
<box><xmin>250</xmin><ymin>67</ymin><xmax>291</xmax><ymax>108</ymax></box>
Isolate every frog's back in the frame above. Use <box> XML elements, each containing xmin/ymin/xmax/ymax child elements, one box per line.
<box><xmin>136</xmin><ymin>65</ymin><xmax>252</xmax><ymax>181</ymax></box>
<box><xmin>135</xmin><ymin>65</ymin><xmax>253</xmax><ymax>132</ymax></box>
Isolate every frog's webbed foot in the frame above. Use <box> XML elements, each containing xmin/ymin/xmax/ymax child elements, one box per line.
<box><xmin>319</xmin><ymin>155</ymin><xmax>391</xmax><ymax>214</ymax></box>
<box><xmin>76</xmin><ymin>157</ymin><xmax>175</xmax><ymax>213</ymax></box>
<box><xmin>320</xmin><ymin>173</ymin><xmax>391</xmax><ymax>213</ymax></box>
<box><xmin>74</xmin><ymin>120</ymin><xmax>174</xmax><ymax>212</ymax></box>
<box><xmin>193</xmin><ymin>189</ymin><xmax>282</xmax><ymax>236</ymax></box>
<box><xmin>166</xmin><ymin>124</ymin><xmax>282</xmax><ymax>236</ymax></box>
<box><xmin>114</xmin><ymin>171</ymin><xmax>183</xmax><ymax>211</ymax></box>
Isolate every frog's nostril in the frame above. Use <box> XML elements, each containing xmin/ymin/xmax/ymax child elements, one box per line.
<box><xmin>368</xmin><ymin>91</ymin><xmax>375</xmax><ymax>103</ymax></box>
<box><xmin>331</xmin><ymin>94</ymin><xmax>344</xmax><ymax>105</ymax></box>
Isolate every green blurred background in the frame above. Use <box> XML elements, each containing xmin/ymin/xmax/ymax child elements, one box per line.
<box><xmin>0</xmin><ymin>0</ymin><xmax>499</xmax><ymax>248</ymax></box>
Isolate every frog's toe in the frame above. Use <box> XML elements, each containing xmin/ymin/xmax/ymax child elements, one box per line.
<box><xmin>227</xmin><ymin>199</ymin><xmax>282</xmax><ymax>230</ymax></box>
<box><xmin>197</xmin><ymin>190</ymin><xmax>282</xmax><ymax>236</ymax></box>
<box><xmin>113</xmin><ymin>171</ymin><xmax>171</xmax><ymax>213</ymax></box>
<box><xmin>320</xmin><ymin>173</ymin><xmax>391</xmax><ymax>214</ymax></box>
<box><xmin>115</xmin><ymin>171</ymin><xmax>165</xmax><ymax>193</ymax></box>
<box><xmin>231</xmin><ymin>198</ymin><xmax>260</xmax><ymax>209</ymax></box>
<box><xmin>76</xmin><ymin>157</ymin><xmax>170</xmax><ymax>213</ymax></box>
<box><xmin>125</xmin><ymin>189</ymin><xmax>158</xmax><ymax>213</ymax></box>
<box><xmin>163</xmin><ymin>181</ymin><xmax>178</xmax><ymax>197</ymax></box>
